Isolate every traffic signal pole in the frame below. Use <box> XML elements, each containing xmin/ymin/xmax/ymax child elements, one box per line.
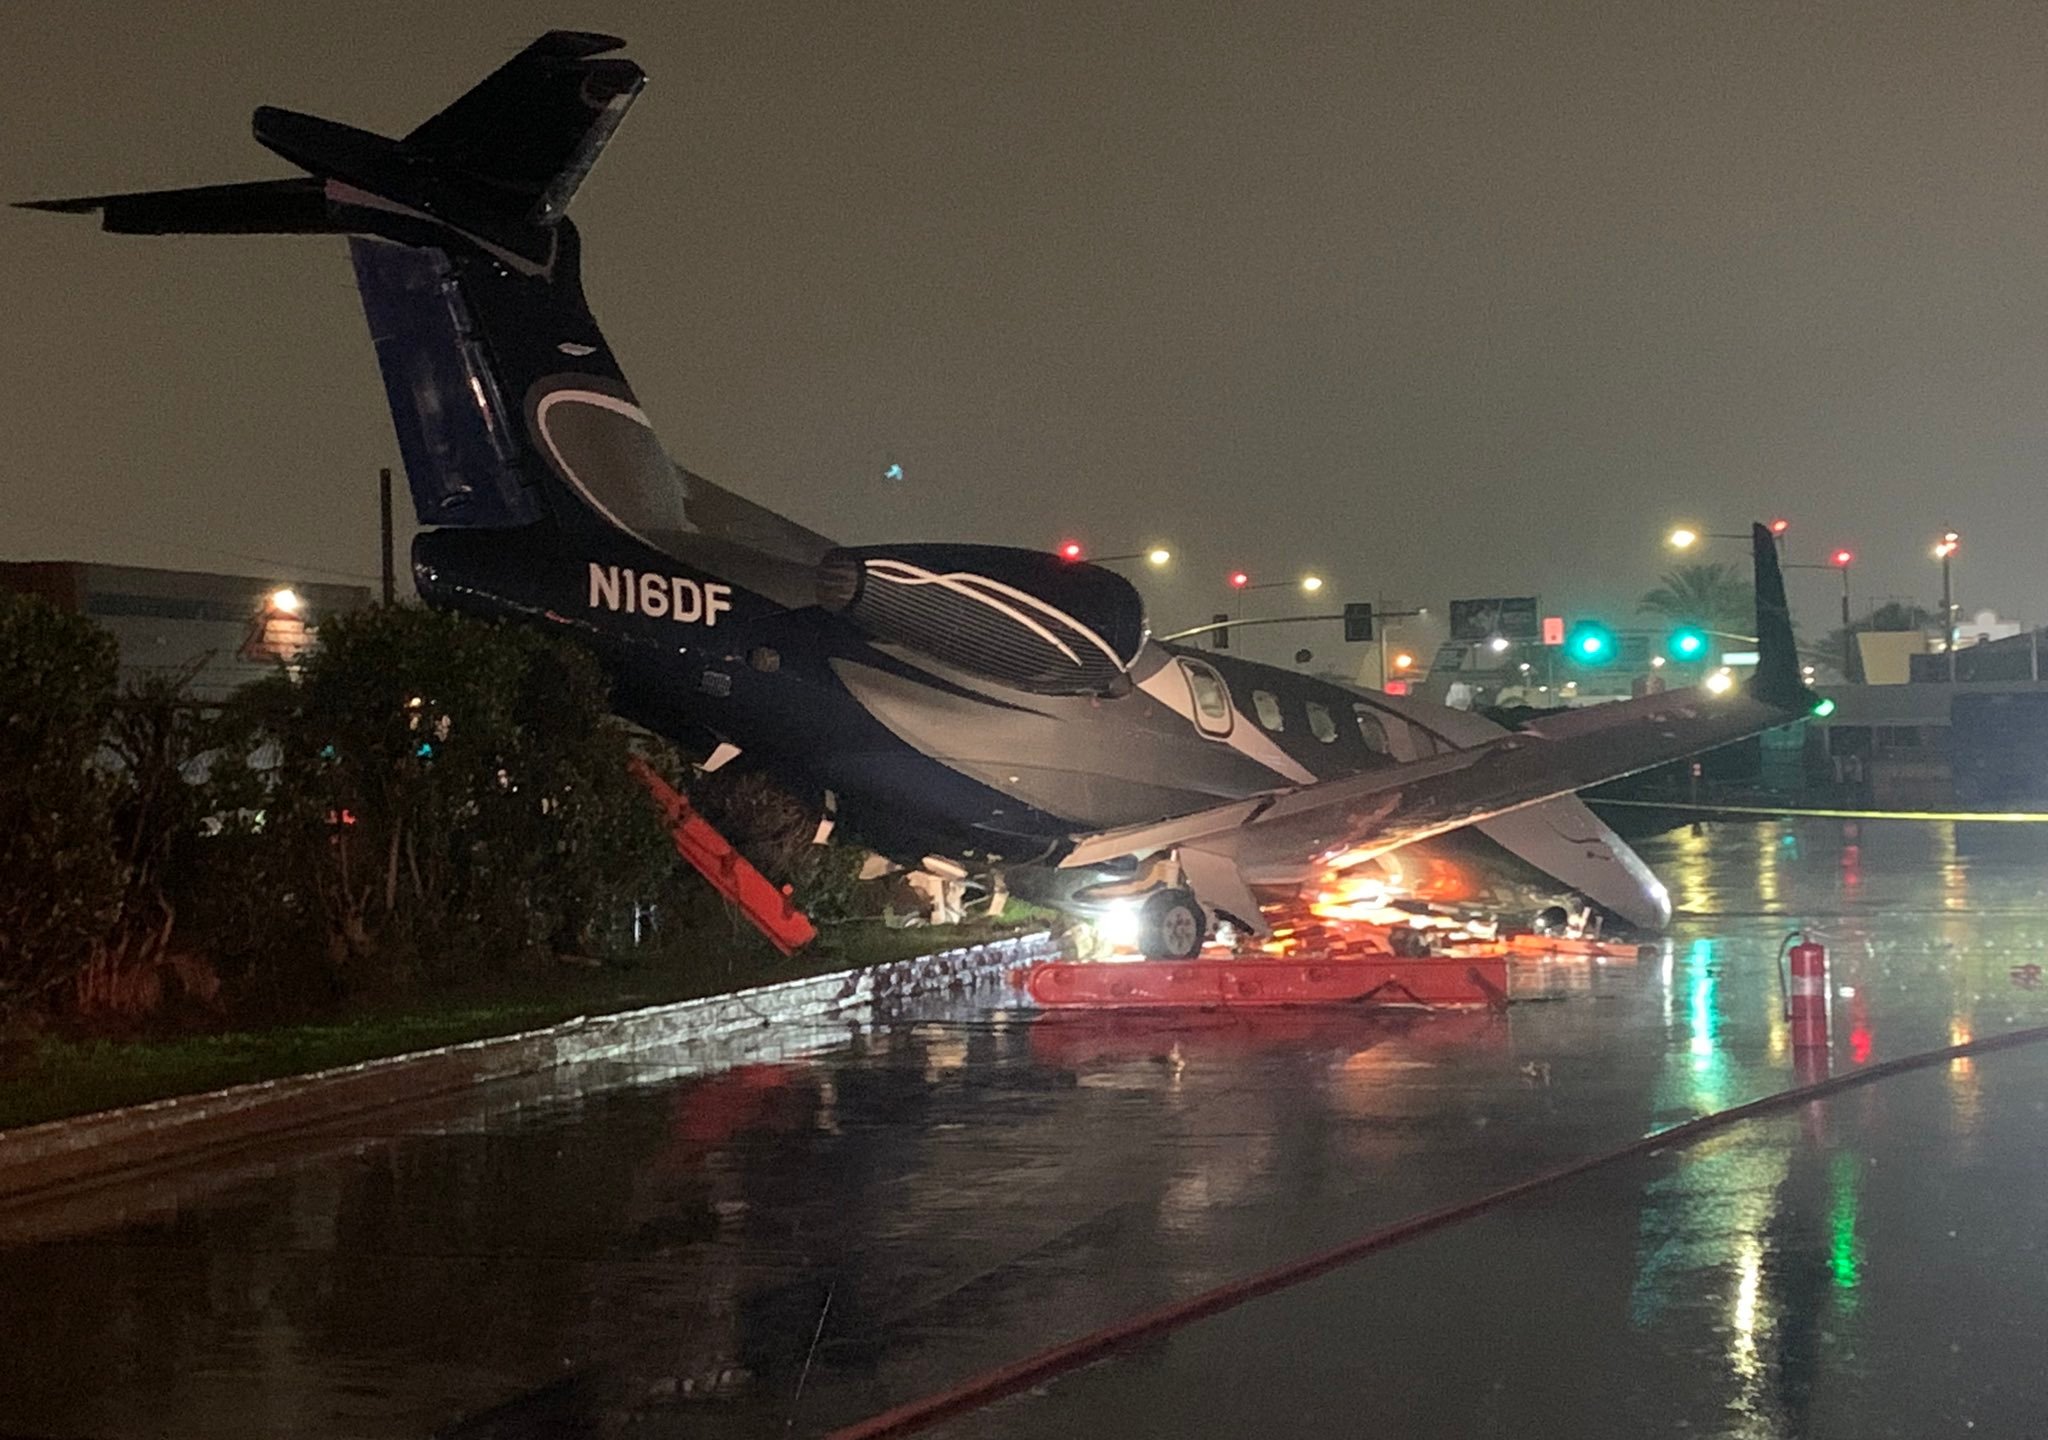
<box><xmin>1159</xmin><ymin>608</ymin><xmax>1426</xmax><ymax>656</ymax></box>
<box><xmin>1159</xmin><ymin>614</ymin><xmax>1350</xmax><ymax>644</ymax></box>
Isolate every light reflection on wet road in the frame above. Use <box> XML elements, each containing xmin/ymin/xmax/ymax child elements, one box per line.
<box><xmin>3</xmin><ymin>820</ymin><xmax>2048</xmax><ymax>1438</ymax></box>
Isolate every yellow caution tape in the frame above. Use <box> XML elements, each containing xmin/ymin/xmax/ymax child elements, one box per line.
<box><xmin>1593</xmin><ymin>799</ymin><xmax>2048</xmax><ymax>823</ymax></box>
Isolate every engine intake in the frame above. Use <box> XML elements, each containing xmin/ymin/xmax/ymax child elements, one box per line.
<box><xmin>819</xmin><ymin>544</ymin><xmax>1146</xmax><ymax>695</ymax></box>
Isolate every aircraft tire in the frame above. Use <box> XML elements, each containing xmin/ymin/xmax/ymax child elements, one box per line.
<box><xmin>1139</xmin><ymin>888</ymin><xmax>1206</xmax><ymax>960</ymax></box>
<box><xmin>1388</xmin><ymin>925</ymin><xmax>1432</xmax><ymax>958</ymax></box>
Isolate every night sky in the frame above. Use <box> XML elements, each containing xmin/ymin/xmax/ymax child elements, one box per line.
<box><xmin>5</xmin><ymin>3</ymin><xmax>2045</xmax><ymax>661</ymax></box>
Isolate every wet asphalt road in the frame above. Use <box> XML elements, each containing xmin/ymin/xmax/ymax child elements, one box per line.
<box><xmin>4</xmin><ymin>820</ymin><xmax>2048</xmax><ymax>1438</ymax></box>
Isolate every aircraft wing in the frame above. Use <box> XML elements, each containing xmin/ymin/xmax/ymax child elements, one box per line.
<box><xmin>1061</xmin><ymin>686</ymin><xmax>1790</xmax><ymax>863</ymax></box>
<box><xmin>1060</xmin><ymin>523</ymin><xmax>1816</xmax><ymax>932</ymax></box>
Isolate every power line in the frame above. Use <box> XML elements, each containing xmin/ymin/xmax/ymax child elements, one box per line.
<box><xmin>6</xmin><ymin>505</ymin><xmax>385</xmax><ymax>584</ymax></box>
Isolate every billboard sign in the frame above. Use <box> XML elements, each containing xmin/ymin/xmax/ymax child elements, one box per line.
<box><xmin>1450</xmin><ymin>596</ymin><xmax>1540</xmax><ymax>642</ymax></box>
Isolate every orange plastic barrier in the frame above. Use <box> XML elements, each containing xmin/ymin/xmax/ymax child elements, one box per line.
<box><xmin>1024</xmin><ymin>955</ymin><xmax>1508</xmax><ymax>1011</ymax></box>
<box><xmin>1028</xmin><ymin>1007</ymin><xmax>1507</xmax><ymax>1068</ymax></box>
<box><xmin>628</xmin><ymin>756</ymin><xmax>818</xmax><ymax>956</ymax></box>
<box><xmin>1504</xmin><ymin>934</ymin><xmax>1645</xmax><ymax>961</ymax></box>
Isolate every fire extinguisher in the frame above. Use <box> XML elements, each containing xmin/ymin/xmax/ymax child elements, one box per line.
<box><xmin>1779</xmin><ymin>930</ymin><xmax>1829</xmax><ymax>1051</ymax></box>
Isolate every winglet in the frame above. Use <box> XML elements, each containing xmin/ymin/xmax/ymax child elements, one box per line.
<box><xmin>1747</xmin><ymin>521</ymin><xmax>1814</xmax><ymax>712</ymax></box>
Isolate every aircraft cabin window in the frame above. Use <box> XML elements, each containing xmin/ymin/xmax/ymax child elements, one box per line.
<box><xmin>1178</xmin><ymin>659</ymin><xmax>1234</xmax><ymax>737</ymax></box>
<box><xmin>1306</xmin><ymin>700</ymin><xmax>1339</xmax><ymax>744</ymax></box>
<box><xmin>1354</xmin><ymin>705</ymin><xmax>1390</xmax><ymax>754</ymax></box>
<box><xmin>1252</xmin><ymin>690</ymin><xmax>1285</xmax><ymax>732</ymax></box>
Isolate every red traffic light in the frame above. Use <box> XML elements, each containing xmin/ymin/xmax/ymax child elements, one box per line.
<box><xmin>1831</xmin><ymin>548</ymin><xmax>1854</xmax><ymax>567</ymax></box>
<box><xmin>1058</xmin><ymin>540</ymin><xmax>1083</xmax><ymax>561</ymax></box>
<box><xmin>1769</xmin><ymin>518</ymin><xmax>1791</xmax><ymax>535</ymax></box>
<box><xmin>1228</xmin><ymin>570</ymin><xmax>1251</xmax><ymax>589</ymax></box>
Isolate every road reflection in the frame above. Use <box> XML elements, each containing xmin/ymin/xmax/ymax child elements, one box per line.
<box><xmin>6</xmin><ymin>820</ymin><xmax>2048</xmax><ymax>1439</ymax></box>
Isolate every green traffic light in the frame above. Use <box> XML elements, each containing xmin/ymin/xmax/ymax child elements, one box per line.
<box><xmin>1668</xmin><ymin>625</ymin><xmax>1708</xmax><ymax>661</ymax></box>
<box><xmin>1812</xmin><ymin>697</ymin><xmax>1837</xmax><ymax>718</ymax></box>
<box><xmin>1566</xmin><ymin>621</ymin><xmax>1615</xmax><ymax>664</ymax></box>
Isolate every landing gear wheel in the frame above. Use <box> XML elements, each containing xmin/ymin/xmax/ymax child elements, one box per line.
<box><xmin>1388</xmin><ymin>925</ymin><xmax>1432</xmax><ymax>958</ymax></box>
<box><xmin>1532</xmin><ymin>905</ymin><xmax>1571</xmax><ymax>937</ymax></box>
<box><xmin>1139</xmin><ymin>888</ymin><xmax>1206</xmax><ymax>960</ymax></box>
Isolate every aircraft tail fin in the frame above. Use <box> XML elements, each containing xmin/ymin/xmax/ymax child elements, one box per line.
<box><xmin>401</xmin><ymin>30</ymin><xmax>644</xmax><ymax>226</ymax></box>
<box><xmin>20</xmin><ymin>32</ymin><xmax>688</xmax><ymax>543</ymax></box>
<box><xmin>21</xmin><ymin>30</ymin><xmax>643</xmax><ymax>266</ymax></box>
<box><xmin>1747</xmin><ymin>521</ymin><xmax>1813</xmax><ymax>711</ymax></box>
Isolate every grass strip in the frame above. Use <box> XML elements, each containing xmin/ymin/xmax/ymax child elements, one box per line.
<box><xmin>1</xmin><ymin>917</ymin><xmax>1040</xmax><ymax>1132</ymax></box>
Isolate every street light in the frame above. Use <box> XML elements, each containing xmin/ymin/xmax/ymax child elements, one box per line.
<box><xmin>1667</xmin><ymin>525</ymin><xmax>1750</xmax><ymax>549</ymax></box>
<box><xmin>1227</xmin><ymin>569</ymin><xmax>1323</xmax><ymax>635</ymax></box>
<box><xmin>1668</xmin><ymin>522</ymin><xmax>1785</xmax><ymax>551</ymax></box>
<box><xmin>1934</xmin><ymin>529</ymin><xmax>1960</xmax><ymax>680</ymax></box>
<box><xmin>1236</xmin><ymin>575</ymin><xmax>1325</xmax><ymax>594</ymax></box>
<box><xmin>1057</xmin><ymin>541</ymin><xmax>1174</xmax><ymax>567</ymax></box>
<box><xmin>1829</xmin><ymin>548</ymin><xmax>1854</xmax><ymax>631</ymax></box>
<box><xmin>1783</xmin><ymin>547</ymin><xmax>1858</xmax><ymax>673</ymax></box>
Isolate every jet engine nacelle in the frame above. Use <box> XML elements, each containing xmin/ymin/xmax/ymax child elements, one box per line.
<box><xmin>818</xmin><ymin>543</ymin><xmax>1146</xmax><ymax>696</ymax></box>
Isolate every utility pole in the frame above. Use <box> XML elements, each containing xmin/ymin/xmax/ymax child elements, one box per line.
<box><xmin>1941</xmin><ymin>550</ymin><xmax>1953</xmax><ymax>681</ymax></box>
<box><xmin>379</xmin><ymin>466</ymin><xmax>396</xmax><ymax>606</ymax></box>
<box><xmin>1372</xmin><ymin>599</ymin><xmax>1427</xmax><ymax>690</ymax></box>
<box><xmin>1840</xmin><ymin>572</ymin><xmax>1860</xmax><ymax>684</ymax></box>
<box><xmin>1935</xmin><ymin>528</ymin><xmax>1959</xmax><ymax>682</ymax></box>
<box><xmin>1376</xmin><ymin>590</ymin><xmax>1387</xmax><ymax>690</ymax></box>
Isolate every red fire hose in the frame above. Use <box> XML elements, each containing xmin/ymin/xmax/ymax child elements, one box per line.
<box><xmin>827</xmin><ymin>1019</ymin><xmax>2048</xmax><ymax>1440</ymax></box>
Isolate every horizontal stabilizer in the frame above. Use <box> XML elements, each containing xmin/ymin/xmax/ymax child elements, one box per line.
<box><xmin>19</xmin><ymin>29</ymin><xmax>644</xmax><ymax>264</ymax></box>
<box><xmin>18</xmin><ymin>179</ymin><xmax>328</xmax><ymax>234</ymax></box>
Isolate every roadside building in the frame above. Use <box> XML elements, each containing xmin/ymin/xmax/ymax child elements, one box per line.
<box><xmin>0</xmin><ymin>561</ymin><xmax>371</xmax><ymax>702</ymax></box>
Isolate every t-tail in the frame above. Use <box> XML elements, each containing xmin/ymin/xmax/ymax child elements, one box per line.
<box><xmin>21</xmin><ymin>31</ymin><xmax>788</xmax><ymax>571</ymax></box>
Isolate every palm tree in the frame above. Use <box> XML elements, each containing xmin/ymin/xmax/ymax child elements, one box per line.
<box><xmin>1638</xmin><ymin>563</ymin><xmax>1755</xmax><ymax>636</ymax></box>
<box><xmin>1861</xmin><ymin>601</ymin><xmax>1936</xmax><ymax>633</ymax></box>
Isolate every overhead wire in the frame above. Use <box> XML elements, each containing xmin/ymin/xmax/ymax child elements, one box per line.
<box><xmin>6</xmin><ymin>501</ymin><xmax>386</xmax><ymax>585</ymax></box>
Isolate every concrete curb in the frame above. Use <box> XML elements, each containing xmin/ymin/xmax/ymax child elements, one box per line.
<box><xmin>0</xmin><ymin>932</ymin><xmax>1057</xmax><ymax>1204</ymax></box>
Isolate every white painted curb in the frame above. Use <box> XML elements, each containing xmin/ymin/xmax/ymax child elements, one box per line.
<box><xmin>0</xmin><ymin>932</ymin><xmax>1057</xmax><ymax>1203</ymax></box>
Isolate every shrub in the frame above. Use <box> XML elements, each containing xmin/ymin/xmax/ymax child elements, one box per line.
<box><xmin>0</xmin><ymin>596</ymin><xmax>124</xmax><ymax>1016</ymax></box>
<box><xmin>204</xmin><ymin>607</ymin><xmax>683</xmax><ymax>993</ymax></box>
